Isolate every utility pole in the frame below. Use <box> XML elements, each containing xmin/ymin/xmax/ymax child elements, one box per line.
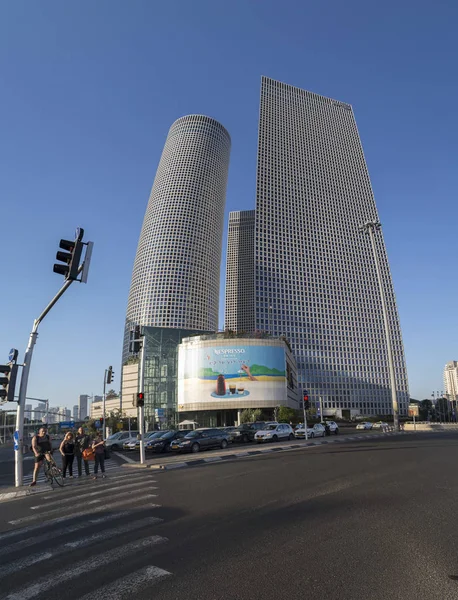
<box><xmin>14</xmin><ymin>228</ymin><xmax>93</xmax><ymax>487</ymax></box>
<box><xmin>360</xmin><ymin>221</ymin><xmax>399</xmax><ymax>432</ymax></box>
<box><xmin>138</xmin><ymin>331</ymin><xmax>146</xmax><ymax>465</ymax></box>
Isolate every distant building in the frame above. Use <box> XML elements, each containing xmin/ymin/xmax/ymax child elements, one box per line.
<box><xmin>93</xmin><ymin>395</ymin><xmax>102</xmax><ymax>404</ymax></box>
<box><xmin>225</xmin><ymin>210</ymin><xmax>255</xmax><ymax>334</ymax></box>
<box><xmin>444</xmin><ymin>361</ymin><xmax>458</xmax><ymax>402</ymax></box>
<box><xmin>72</xmin><ymin>405</ymin><xmax>79</xmax><ymax>421</ymax></box>
<box><xmin>91</xmin><ymin>396</ymin><xmax>136</xmax><ymax>420</ymax></box>
<box><xmin>32</xmin><ymin>409</ymin><xmax>42</xmax><ymax>422</ymax></box>
<box><xmin>78</xmin><ymin>395</ymin><xmax>88</xmax><ymax>421</ymax></box>
<box><xmin>25</xmin><ymin>404</ymin><xmax>32</xmax><ymax>420</ymax></box>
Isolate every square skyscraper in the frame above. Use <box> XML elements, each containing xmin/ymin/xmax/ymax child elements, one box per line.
<box><xmin>255</xmin><ymin>77</ymin><xmax>409</xmax><ymax>416</ymax></box>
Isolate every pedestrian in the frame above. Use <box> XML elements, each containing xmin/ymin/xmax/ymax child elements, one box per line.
<box><xmin>92</xmin><ymin>432</ymin><xmax>106</xmax><ymax>479</ymax></box>
<box><xmin>59</xmin><ymin>432</ymin><xmax>75</xmax><ymax>478</ymax></box>
<box><xmin>75</xmin><ymin>426</ymin><xmax>91</xmax><ymax>477</ymax></box>
<box><xmin>30</xmin><ymin>426</ymin><xmax>53</xmax><ymax>487</ymax></box>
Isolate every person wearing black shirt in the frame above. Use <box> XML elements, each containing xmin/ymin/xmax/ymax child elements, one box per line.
<box><xmin>75</xmin><ymin>427</ymin><xmax>91</xmax><ymax>476</ymax></box>
<box><xmin>59</xmin><ymin>432</ymin><xmax>75</xmax><ymax>478</ymax></box>
<box><xmin>30</xmin><ymin>427</ymin><xmax>52</xmax><ymax>487</ymax></box>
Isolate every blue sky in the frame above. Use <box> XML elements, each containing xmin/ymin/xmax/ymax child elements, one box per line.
<box><xmin>0</xmin><ymin>0</ymin><xmax>456</xmax><ymax>412</ymax></box>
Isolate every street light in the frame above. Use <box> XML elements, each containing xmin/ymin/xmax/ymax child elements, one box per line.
<box><xmin>359</xmin><ymin>221</ymin><xmax>399</xmax><ymax>432</ymax></box>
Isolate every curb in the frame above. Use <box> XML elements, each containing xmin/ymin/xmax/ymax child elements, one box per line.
<box><xmin>122</xmin><ymin>429</ymin><xmax>428</xmax><ymax>472</ymax></box>
<box><xmin>0</xmin><ymin>486</ymin><xmax>48</xmax><ymax>504</ymax></box>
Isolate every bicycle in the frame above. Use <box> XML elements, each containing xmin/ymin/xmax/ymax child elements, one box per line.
<box><xmin>43</xmin><ymin>453</ymin><xmax>64</xmax><ymax>487</ymax></box>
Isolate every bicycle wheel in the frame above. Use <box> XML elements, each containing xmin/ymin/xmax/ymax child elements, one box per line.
<box><xmin>50</xmin><ymin>464</ymin><xmax>64</xmax><ymax>487</ymax></box>
<box><xmin>43</xmin><ymin>463</ymin><xmax>53</xmax><ymax>485</ymax></box>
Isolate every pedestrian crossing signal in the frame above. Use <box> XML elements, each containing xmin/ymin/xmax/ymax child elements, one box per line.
<box><xmin>136</xmin><ymin>393</ymin><xmax>145</xmax><ymax>407</ymax></box>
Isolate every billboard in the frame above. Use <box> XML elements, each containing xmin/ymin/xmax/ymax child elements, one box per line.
<box><xmin>178</xmin><ymin>344</ymin><xmax>286</xmax><ymax>405</ymax></box>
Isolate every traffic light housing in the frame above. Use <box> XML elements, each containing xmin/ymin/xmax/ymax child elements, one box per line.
<box><xmin>99</xmin><ymin>418</ymin><xmax>104</xmax><ymax>427</ymax></box>
<box><xmin>0</xmin><ymin>363</ymin><xmax>19</xmax><ymax>403</ymax></box>
<box><xmin>303</xmin><ymin>394</ymin><xmax>310</xmax><ymax>411</ymax></box>
<box><xmin>136</xmin><ymin>392</ymin><xmax>145</xmax><ymax>407</ymax></box>
<box><xmin>107</xmin><ymin>366</ymin><xmax>114</xmax><ymax>384</ymax></box>
<box><xmin>53</xmin><ymin>228</ymin><xmax>84</xmax><ymax>281</ymax></box>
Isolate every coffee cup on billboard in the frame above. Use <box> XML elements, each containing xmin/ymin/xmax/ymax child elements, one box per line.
<box><xmin>216</xmin><ymin>375</ymin><xmax>226</xmax><ymax>396</ymax></box>
<box><xmin>229</xmin><ymin>384</ymin><xmax>236</xmax><ymax>394</ymax></box>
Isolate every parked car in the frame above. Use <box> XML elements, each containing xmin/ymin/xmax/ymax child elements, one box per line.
<box><xmin>123</xmin><ymin>431</ymin><xmax>164</xmax><ymax>450</ymax></box>
<box><xmin>295</xmin><ymin>423</ymin><xmax>326</xmax><ymax>438</ymax></box>
<box><xmin>231</xmin><ymin>424</ymin><xmax>258</xmax><ymax>443</ymax></box>
<box><xmin>323</xmin><ymin>420</ymin><xmax>339</xmax><ymax>435</ymax></box>
<box><xmin>146</xmin><ymin>430</ymin><xmax>189</xmax><ymax>453</ymax></box>
<box><xmin>372</xmin><ymin>421</ymin><xmax>389</xmax><ymax>430</ymax></box>
<box><xmin>254</xmin><ymin>423</ymin><xmax>295</xmax><ymax>443</ymax></box>
<box><xmin>356</xmin><ymin>422</ymin><xmax>373</xmax><ymax>430</ymax></box>
<box><xmin>219</xmin><ymin>426</ymin><xmax>238</xmax><ymax>442</ymax></box>
<box><xmin>105</xmin><ymin>431</ymin><xmax>139</xmax><ymax>451</ymax></box>
<box><xmin>170</xmin><ymin>428</ymin><xmax>230</xmax><ymax>453</ymax></box>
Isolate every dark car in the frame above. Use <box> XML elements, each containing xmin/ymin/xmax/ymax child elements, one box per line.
<box><xmin>170</xmin><ymin>428</ymin><xmax>230</xmax><ymax>454</ymax></box>
<box><xmin>231</xmin><ymin>424</ymin><xmax>258</xmax><ymax>443</ymax></box>
<box><xmin>146</xmin><ymin>430</ymin><xmax>188</xmax><ymax>453</ymax></box>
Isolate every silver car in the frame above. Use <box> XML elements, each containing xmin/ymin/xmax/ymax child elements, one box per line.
<box><xmin>254</xmin><ymin>423</ymin><xmax>295</xmax><ymax>443</ymax></box>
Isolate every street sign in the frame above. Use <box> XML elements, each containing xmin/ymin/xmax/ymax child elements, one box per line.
<box><xmin>155</xmin><ymin>408</ymin><xmax>165</xmax><ymax>417</ymax></box>
<box><xmin>408</xmin><ymin>404</ymin><xmax>419</xmax><ymax>418</ymax></box>
<box><xmin>13</xmin><ymin>430</ymin><xmax>19</xmax><ymax>451</ymax></box>
<box><xmin>8</xmin><ymin>348</ymin><xmax>18</xmax><ymax>363</ymax></box>
<box><xmin>95</xmin><ymin>420</ymin><xmax>101</xmax><ymax>428</ymax></box>
<box><xmin>59</xmin><ymin>421</ymin><xmax>75</xmax><ymax>428</ymax></box>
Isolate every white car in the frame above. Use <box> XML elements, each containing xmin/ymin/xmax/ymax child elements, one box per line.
<box><xmin>295</xmin><ymin>423</ymin><xmax>327</xmax><ymax>439</ymax></box>
<box><xmin>105</xmin><ymin>431</ymin><xmax>139</xmax><ymax>450</ymax></box>
<box><xmin>324</xmin><ymin>420</ymin><xmax>339</xmax><ymax>434</ymax></box>
<box><xmin>372</xmin><ymin>421</ymin><xmax>388</xmax><ymax>430</ymax></box>
<box><xmin>254</xmin><ymin>423</ymin><xmax>295</xmax><ymax>443</ymax></box>
<box><xmin>356</xmin><ymin>422</ymin><xmax>373</xmax><ymax>430</ymax></box>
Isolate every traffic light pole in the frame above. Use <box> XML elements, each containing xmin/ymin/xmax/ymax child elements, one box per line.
<box><xmin>102</xmin><ymin>369</ymin><xmax>107</xmax><ymax>439</ymax></box>
<box><xmin>138</xmin><ymin>337</ymin><xmax>146</xmax><ymax>465</ymax></box>
<box><xmin>15</xmin><ymin>276</ymin><xmax>76</xmax><ymax>487</ymax></box>
<box><xmin>302</xmin><ymin>402</ymin><xmax>308</xmax><ymax>441</ymax></box>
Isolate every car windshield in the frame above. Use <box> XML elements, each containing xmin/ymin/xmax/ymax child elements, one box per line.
<box><xmin>264</xmin><ymin>424</ymin><xmax>278</xmax><ymax>431</ymax></box>
<box><xmin>146</xmin><ymin>432</ymin><xmax>165</xmax><ymax>439</ymax></box>
<box><xmin>158</xmin><ymin>431</ymin><xmax>175</xmax><ymax>440</ymax></box>
<box><xmin>184</xmin><ymin>431</ymin><xmax>199</xmax><ymax>438</ymax></box>
<box><xmin>107</xmin><ymin>433</ymin><xmax>122</xmax><ymax>440</ymax></box>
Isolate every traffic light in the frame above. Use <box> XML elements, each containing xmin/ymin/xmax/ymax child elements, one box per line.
<box><xmin>303</xmin><ymin>394</ymin><xmax>310</xmax><ymax>411</ymax></box>
<box><xmin>107</xmin><ymin>366</ymin><xmax>114</xmax><ymax>384</ymax></box>
<box><xmin>0</xmin><ymin>363</ymin><xmax>19</xmax><ymax>403</ymax></box>
<box><xmin>99</xmin><ymin>418</ymin><xmax>104</xmax><ymax>427</ymax></box>
<box><xmin>130</xmin><ymin>325</ymin><xmax>142</xmax><ymax>353</ymax></box>
<box><xmin>53</xmin><ymin>228</ymin><xmax>84</xmax><ymax>281</ymax></box>
<box><xmin>136</xmin><ymin>392</ymin><xmax>145</xmax><ymax>407</ymax></box>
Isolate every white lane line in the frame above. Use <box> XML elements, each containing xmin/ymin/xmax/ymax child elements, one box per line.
<box><xmin>5</xmin><ymin>536</ymin><xmax>168</xmax><ymax>600</ymax></box>
<box><xmin>0</xmin><ymin>517</ymin><xmax>165</xmax><ymax>577</ymax></box>
<box><xmin>0</xmin><ymin>511</ymin><xmax>133</xmax><ymax>557</ymax></box>
<box><xmin>75</xmin><ymin>565</ymin><xmax>172</xmax><ymax>600</ymax></box>
<box><xmin>31</xmin><ymin>480</ymin><xmax>158</xmax><ymax>509</ymax></box>
<box><xmin>113</xmin><ymin>451</ymin><xmax>136</xmax><ymax>463</ymax></box>
<box><xmin>8</xmin><ymin>494</ymin><xmax>161</xmax><ymax>525</ymax></box>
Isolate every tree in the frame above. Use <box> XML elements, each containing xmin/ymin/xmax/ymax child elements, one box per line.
<box><xmin>240</xmin><ymin>408</ymin><xmax>262</xmax><ymax>423</ymax></box>
<box><xmin>277</xmin><ymin>406</ymin><xmax>298</xmax><ymax>424</ymax></box>
<box><xmin>419</xmin><ymin>399</ymin><xmax>433</xmax><ymax>421</ymax></box>
<box><xmin>106</xmin><ymin>389</ymin><xmax>118</xmax><ymax>400</ymax></box>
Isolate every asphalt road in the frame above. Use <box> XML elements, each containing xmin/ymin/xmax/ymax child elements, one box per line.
<box><xmin>1</xmin><ymin>431</ymin><xmax>458</xmax><ymax>599</ymax></box>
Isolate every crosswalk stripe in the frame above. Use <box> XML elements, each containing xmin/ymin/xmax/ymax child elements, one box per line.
<box><xmin>75</xmin><ymin>565</ymin><xmax>172</xmax><ymax>600</ymax></box>
<box><xmin>0</xmin><ymin>511</ymin><xmax>136</xmax><ymax>556</ymax></box>
<box><xmin>31</xmin><ymin>480</ymin><xmax>158</xmax><ymax>509</ymax></box>
<box><xmin>0</xmin><ymin>517</ymin><xmax>166</xmax><ymax>577</ymax></box>
<box><xmin>36</xmin><ymin>472</ymin><xmax>158</xmax><ymax>495</ymax></box>
<box><xmin>5</xmin><ymin>536</ymin><xmax>169</xmax><ymax>600</ymax></box>
<box><xmin>8</xmin><ymin>494</ymin><xmax>161</xmax><ymax>525</ymax></box>
<box><xmin>22</xmin><ymin>461</ymin><xmax>123</xmax><ymax>483</ymax></box>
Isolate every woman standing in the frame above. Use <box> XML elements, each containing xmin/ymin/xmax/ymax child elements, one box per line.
<box><xmin>92</xmin><ymin>432</ymin><xmax>106</xmax><ymax>479</ymax></box>
<box><xmin>59</xmin><ymin>432</ymin><xmax>75</xmax><ymax>478</ymax></box>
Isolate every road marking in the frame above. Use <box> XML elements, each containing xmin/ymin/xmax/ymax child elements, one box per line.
<box><xmin>113</xmin><ymin>451</ymin><xmax>136</xmax><ymax>463</ymax></box>
<box><xmin>8</xmin><ymin>494</ymin><xmax>161</xmax><ymax>525</ymax></box>
<box><xmin>32</xmin><ymin>480</ymin><xmax>158</xmax><ymax>509</ymax></box>
<box><xmin>0</xmin><ymin>511</ymin><xmax>134</xmax><ymax>557</ymax></box>
<box><xmin>203</xmin><ymin>456</ymin><xmax>222</xmax><ymax>463</ymax></box>
<box><xmin>0</xmin><ymin>518</ymin><xmax>166</xmax><ymax>577</ymax></box>
<box><xmin>75</xmin><ymin>565</ymin><xmax>172</xmax><ymax>600</ymax></box>
<box><xmin>5</xmin><ymin>537</ymin><xmax>168</xmax><ymax>600</ymax></box>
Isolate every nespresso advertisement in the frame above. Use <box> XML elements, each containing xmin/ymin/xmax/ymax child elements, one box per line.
<box><xmin>178</xmin><ymin>344</ymin><xmax>286</xmax><ymax>404</ymax></box>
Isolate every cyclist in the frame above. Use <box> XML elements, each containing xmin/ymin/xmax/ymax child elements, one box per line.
<box><xmin>30</xmin><ymin>426</ymin><xmax>53</xmax><ymax>487</ymax></box>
